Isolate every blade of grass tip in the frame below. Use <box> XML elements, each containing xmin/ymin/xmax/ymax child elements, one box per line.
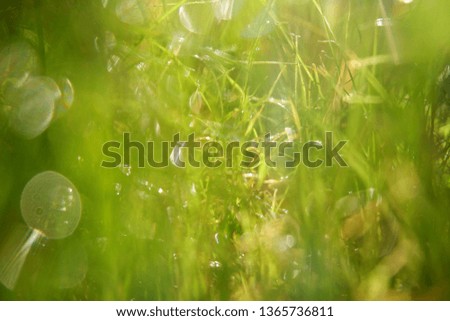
<box><xmin>270</xmin><ymin>188</ymin><xmax>278</xmax><ymax>218</ymax></box>
<box><xmin>265</xmin><ymin>64</ymin><xmax>287</xmax><ymax>103</ymax></box>
<box><xmin>274</xmin><ymin>185</ymin><xmax>289</xmax><ymax>214</ymax></box>
<box><xmin>209</xmin><ymin>70</ymin><xmax>228</xmax><ymax>117</ymax></box>
<box><xmin>224</xmin><ymin>72</ymin><xmax>246</xmax><ymax>103</ymax></box>
<box><xmin>257</xmin><ymin>157</ymin><xmax>268</xmax><ymax>189</ymax></box>
<box><xmin>244</xmin><ymin>104</ymin><xmax>264</xmax><ymax>137</ymax></box>
<box><xmin>312</xmin><ymin>0</ymin><xmax>336</xmax><ymax>41</ymax></box>
<box><xmin>148</xmin><ymin>38</ymin><xmax>198</xmax><ymax>86</ymax></box>
<box><xmin>377</xmin><ymin>0</ymin><xmax>399</xmax><ymax>65</ymax></box>
<box><xmin>324</xmin><ymin>59</ymin><xmax>355</xmax><ymax>123</ymax></box>
<box><xmin>312</xmin><ymin>63</ymin><xmax>325</xmax><ymax>100</ymax></box>
<box><xmin>157</xmin><ymin>0</ymin><xmax>187</xmax><ymax>24</ymax></box>
<box><xmin>291</xmin><ymin>32</ymin><xmax>315</xmax><ymax>111</ymax></box>
<box><xmin>364</xmin><ymin>69</ymin><xmax>390</xmax><ymax>102</ymax></box>
<box><xmin>295</xmin><ymin>35</ymin><xmax>309</xmax><ymax>110</ymax></box>
<box><xmin>244</xmin><ymin>65</ymin><xmax>287</xmax><ymax>137</ymax></box>
<box><xmin>274</xmin><ymin>22</ymin><xmax>315</xmax><ymax>112</ymax></box>
<box><xmin>343</xmin><ymin>148</ymin><xmax>372</xmax><ymax>187</ymax></box>
<box><xmin>242</xmin><ymin>0</ymin><xmax>278</xmax><ymax>92</ymax></box>
<box><xmin>312</xmin><ymin>0</ymin><xmax>340</xmax><ymax>70</ymax></box>
<box><xmin>344</xmin><ymin>1</ymin><xmax>351</xmax><ymax>50</ymax></box>
<box><xmin>293</xmin><ymin>34</ymin><xmax>300</xmax><ymax>113</ymax></box>
<box><xmin>198</xmin><ymin>90</ymin><xmax>212</xmax><ymax>112</ymax></box>
<box><xmin>288</xmin><ymin>99</ymin><xmax>301</xmax><ymax>134</ymax></box>
<box><xmin>371</xmin><ymin>130</ymin><xmax>378</xmax><ymax>165</ymax></box>
<box><xmin>371</xmin><ymin>13</ymin><xmax>380</xmax><ymax>77</ymax></box>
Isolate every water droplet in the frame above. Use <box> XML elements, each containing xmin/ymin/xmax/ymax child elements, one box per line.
<box><xmin>54</xmin><ymin>78</ymin><xmax>75</xmax><ymax>120</ymax></box>
<box><xmin>59</xmin><ymin>78</ymin><xmax>74</xmax><ymax>107</ymax></box>
<box><xmin>121</xmin><ymin>165</ymin><xmax>132</xmax><ymax>177</ymax></box>
<box><xmin>190</xmin><ymin>183</ymin><xmax>197</xmax><ymax>195</ymax></box>
<box><xmin>209</xmin><ymin>260</ymin><xmax>221</xmax><ymax>268</ymax></box>
<box><xmin>154</xmin><ymin>121</ymin><xmax>161</xmax><ymax>136</ymax></box>
<box><xmin>6</xmin><ymin>76</ymin><xmax>60</xmax><ymax>139</ymax></box>
<box><xmin>189</xmin><ymin>89</ymin><xmax>203</xmax><ymax>114</ymax></box>
<box><xmin>184</xmin><ymin>68</ymin><xmax>192</xmax><ymax>78</ymax></box>
<box><xmin>284</xmin><ymin>127</ymin><xmax>294</xmax><ymax>141</ymax></box>
<box><xmin>214</xmin><ymin>233</ymin><xmax>219</xmax><ymax>244</ymax></box>
<box><xmin>21</xmin><ymin>171</ymin><xmax>82</xmax><ymax>239</ymax></box>
<box><xmin>115</xmin><ymin>183</ymin><xmax>122</xmax><ymax>196</ymax></box>
<box><xmin>168</xmin><ymin>33</ymin><xmax>186</xmax><ymax>56</ymax></box>
<box><xmin>375</xmin><ymin>17</ymin><xmax>392</xmax><ymax>27</ymax></box>
<box><xmin>286</xmin><ymin>234</ymin><xmax>295</xmax><ymax>248</ymax></box>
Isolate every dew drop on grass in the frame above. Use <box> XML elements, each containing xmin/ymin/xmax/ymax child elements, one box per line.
<box><xmin>286</xmin><ymin>235</ymin><xmax>295</xmax><ymax>248</ymax></box>
<box><xmin>209</xmin><ymin>260</ymin><xmax>221</xmax><ymax>268</ymax></box>
<box><xmin>375</xmin><ymin>17</ymin><xmax>392</xmax><ymax>27</ymax></box>
<box><xmin>6</xmin><ymin>76</ymin><xmax>61</xmax><ymax>139</ymax></box>
<box><xmin>189</xmin><ymin>89</ymin><xmax>203</xmax><ymax>114</ymax></box>
<box><xmin>115</xmin><ymin>183</ymin><xmax>122</xmax><ymax>196</ymax></box>
<box><xmin>21</xmin><ymin>171</ymin><xmax>82</xmax><ymax>239</ymax></box>
<box><xmin>241</xmin><ymin>9</ymin><xmax>276</xmax><ymax>39</ymax></box>
<box><xmin>214</xmin><ymin>233</ymin><xmax>219</xmax><ymax>244</ymax></box>
<box><xmin>168</xmin><ymin>33</ymin><xmax>186</xmax><ymax>56</ymax></box>
<box><xmin>59</xmin><ymin>78</ymin><xmax>74</xmax><ymax>107</ymax></box>
<box><xmin>54</xmin><ymin>78</ymin><xmax>75</xmax><ymax>120</ymax></box>
<box><xmin>121</xmin><ymin>165</ymin><xmax>132</xmax><ymax>176</ymax></box>
<box><xmin>178</xmin><ymin>3</ymin><xmax>215</xmax><ymax>34</ymax></box>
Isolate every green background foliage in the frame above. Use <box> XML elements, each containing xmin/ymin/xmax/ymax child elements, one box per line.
<box><xmin>0</xmin><ymin>0</ymin><xmax>449</xmax><ymax>300</ymax></box>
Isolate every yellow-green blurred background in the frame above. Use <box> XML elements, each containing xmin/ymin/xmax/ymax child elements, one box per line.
<box><xmin>0</xmin><ymin>0</ymin><xmax>449</xmax><ymax>300</ymax></box>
